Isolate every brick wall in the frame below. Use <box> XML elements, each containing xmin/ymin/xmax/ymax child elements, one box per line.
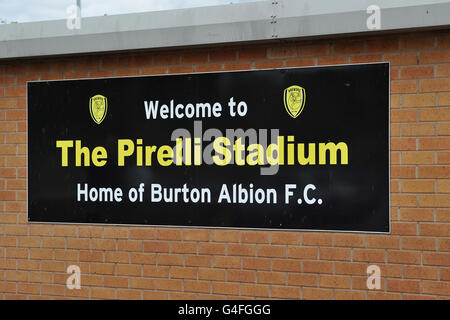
<box><xmin>0</xmin><ymin>29</ymin><xmax>449</xmax><ymax>300</ymax></box>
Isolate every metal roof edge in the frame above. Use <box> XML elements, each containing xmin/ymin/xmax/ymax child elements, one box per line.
<box><xmin>1</xmin><ymin>0</ymin><xmax>449</xmax><ymax>60</ymax></box>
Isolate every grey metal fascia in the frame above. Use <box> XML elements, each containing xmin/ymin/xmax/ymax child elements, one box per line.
<box><xmin>0</xmin><ymin>0</ymin><xmax>450</xmax><ymax>60</ymax></box>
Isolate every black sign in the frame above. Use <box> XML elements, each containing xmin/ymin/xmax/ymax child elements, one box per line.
<box><xmin>28</xmin><ymin>63</ymin><xmax>390</xmax><ymax>232</ymax></box>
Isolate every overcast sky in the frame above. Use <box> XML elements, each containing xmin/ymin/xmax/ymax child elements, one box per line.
<box><xmin>0</xmin><ymin>0</ymin><xmax>258</xmax><ymax>23</ymax></box>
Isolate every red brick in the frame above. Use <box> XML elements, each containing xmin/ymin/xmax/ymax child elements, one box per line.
<box><xmin>17</xmin><ymin>283</ymin><xmax>40</xmax><ymax>295</ymax></box>
<box><xmin>91</xmin><ymin>287</ymin><xmax>115</xmax><ymax>299</ymax></box>
<box><xmin>117</xmin><ymin>289</ymin><xmax>141</xmax><ymax>300</ymax></box>
<box><xmin>211</xmin><ymin>282</ymin><xmax>239</xmax><ymax>295</ymax></box>
<box><xmin>404</xmin><ymin>266</ymin><xmax>439</xmax><ymax>280</ymax></box>
<box><xmin>185</xmin><ymin>255</ymin><xmax>211</xmax><ymax>267</ymax></box>
<box><xmin>129</xmin><ymin>277</ymin><xmax>154</xmax><ymax>290</ymax></box>
<box><xmin>241</xmin><ymin>284</ymin><xmax>270</xmax><ymax>297</ymax></box>
<box><xmin>303</xmin><ymin>261</ymin><xmax>333</xmax><ymax>274</ymax></box>
<box><xmin>142</xmin><ymin>266</ymin><xmax>169</xmax><ymax>278</ymax></box>
<box><xmin>402</xmin><ymin>237</ymin><xmax>436</xmax><ymax>250</ymax></box>
<box><xmin>227</xmin><ymin>269</ymin><xmax>255</xmax><ymax>283</ymax></box>
<box><xmin>391</xmin><ymin>138</ymin><xmax>416</xmax><ymax>151</ymax></box>
<box><xmin>335</xmin><ymin>290</ymin><xmax>367</xmax><ymax>300</ymax></box>
<box><xmin>420</xmin><ymin>223</ymin><xmax>450</xmax><ymax>236</ymax></box>
<box><xmin>333</xmin><ymin>41</ymin><xmax>364</xmax><ymax>55</ymax></box>
<box><xmin>228</xmin><ymin>244</ymin><xmax>256</xmax><ymax>256</ymax></box>
<box><xmin>214</xmin><ymin>256</ymin><xmax>240</xmax><ymax>269</ymax></box>
<box><xmin>367</xmin><ymin>39</ymin><xmax>399</xmax><ymax>52</ymax></box>
<box><xmin>403</xmin><ymin>37</ymin><xmax>435</xmax><ymax>50</ymax></box>
<box><xmin>257</xmin><ymin>271</ymin><xmax>286</xmax><ymax>285</ymax></box>
<box><xmin>421</xmin><ymin>108</ymin><xmax>450</xmax><ymax>121</ymax></box>
<box><xmin>320</xmin><ymin>275</ymin><xmax>351</xmax><ymax>289</ymax></box>
<box><xmin>402</xmin><ymin>180</ymin><xmax>435</xmax><ymax>192</ymax></box>
<box><xmin>439</xmin><ymin>238</ymin><xmax>450</xmax><ymax>251</ymax></box>
<box><xmin>170</xmin><ymin>242</ymin><xmax>196</xmax><ymax>254</ymax></box>
<box><xmin>211</xmin><ymin>230</ymin><xmax>240</xmax><ymax>243</ymax></box>
<box><xmin>287</xmin><ymin>273</ymin><xmax>318</xmax><ymax>286</ymax></box>
<box><xmin>117</xmin><ymin>239</ymin><xmax>142</xmax><ymax>251</ymax></box>
<box><xmin>170</xmin><ymin>267</ymin><xmax>197</xmax><ymax>279</ymax></box>
<box><xmin>168</xmin><ymin>65</ymin><xmax>193</xmax><ymax>74</ymax></box>
<box><xmin>391</xmin><ymin>194</ymin><xmax>417</xmax><ymax>207</ymax></box>
<box><xmin>438</xmin><ymin>152</ymin><xmax>450</xmax><ymax>164</ymax></box>
<box><xmin>302</xmin><ymin>233</ymin><xmax>332</xmax><ymax>246</ymax></box>
<box><xmin>209</xmin><ymin>50</ymin><xmax>236</xmax><ymax>62</ymax></box>
<box><xmin>223</xmin><ymin>62</ymin><xmax>252</xmax><ymax>71</ymax></box>
<box><xmin>271</xmin><ymin>286</ymin><xmax>300</xmax><ymax>299</ymax></box>
<box><xmin>387</xmin><ymin>279</ymin><xmax>420</xmax><ymax>293</ymax></box>
<box><xmin>0</xmin><ymin>122</ymin><xmax>17</xmax><ymax>132</ymax></box>
<box><xmin>257</xmin><ymin>245</ymin><xmax>285</xmax><ymax>258</ymax></box>
<box><xmin>130</xmin><ymin>253</ymin><xmax>155</xmax><ymax>265</ymax></box>
<box><xmin>183</xmin><ymin>280</ymin><xmax>210</xmax><ymax>294</ymax></box>
<box><xmin>422</xmin><ymin>280</ymin><xmax>450</xmax><ymax>295</ymax></box>
<box><xmin>302</xmin><ymin>287</ymin><xmax>333</xmax><ymax>300</ymax></box>
<box><xmin>143</xmin><ymin>291</ymin><xmax>168</xmax><ymax>299</ymax></box>
<box><xmin>437</xmin><ymin>64</ymin><xmax>450</xmax><ymax>77</ymax></box>
<box><xmin>401</xmin><ymin>66</ymin><xmax>434</xmax><ymax>79</ymax></box>
<box><xmin>353</xmin><ymin>249</ymin><xmax>385</xmax><ymax>263</ymax></box>
<box><xmin>420</xmin><ymin>50</ymin><xmax>450</xmax><ymax>64</ymax></box>
<box><xmin>238</xmin><ymin>48</ymin><xmax>267</xmax><ymax>60</ymax></box>
<box><xmin>254</xmin><ymin>60</ymin><xmax>283</xmax><ymax>69</ymax></box>
<box><xmin>437</xmin><ymin>209</ymin><xmax>450</xmax><ymax>222</ymax></box>
<box><xmin>154</xmin><ymin>54</ymin><xmax>180</xmax><ymax>66</ymax></box>
<box><xmin>103</xmin><ymin>227</ymin><xmax>128</xmax><ymax>239</ymax></box>
<box><xmin>388</xmin><ymin>250</ymin><xmax>421</xmax><ymax>264</ymax></box>
<box><xmin>319</xmin><ymin>247</ymin><xmax>351</xmax><ymax>260</ymax></box>
<box><xmin>198</xmin><ymin>268</ymin><xmax>226</xmax><ymax>281</ymax></box>
<box><xmin>391</xmin><ymin>80</ymin><xmax>417</xmax><ymax>94</ymax></box>
<box><xmin>285</xmin><ymin>58</ymin><xmax>315</xmax><ymax>68</ymax></box>
<box><xmin>268</xmin><ymin>46</ymin><xmax>297</xmax><ymax>59</ymax></box>
<box><xmin>116</xmin><ymin>264</ymin><xmax>141</xmax><ymax>276</ymax></box>
<box><xmin>157</xmin><ymin>254</ymin><xmax>184</xmax><ymax>266</ymax></box>
<box><xmin>128</xmin><ymin>54</ymin><xmax>153</xmax><ymax>67</ymax></box>
<box><xmin>420</xmin><ymin>194</ymin><xmax>450</xmax><ymax>207</ymax></box>
<box><xmin>368</xmin><ymin>236</ymin><xmax>400</xmax><ymax>249</ymax></box>
<box><xmin>91</xmin><ymin>263</ymin><xmax>115</xmax><ymax>275</ymax></box>
<box><xmin>143</xmin><ymin>241</ymin><xmax>169</xmax><ymax>253</ymax></box>
<box><xmin>198</xmin><ymin>243</ymin><xmax>225</xmax><ymax>255</ymax></box>
<box><xmin>350</xmin><ymin>54</ymin><xmax>382</xmax><ymax>63</ymax></box>
<box><xmin>181</xmin><ymin>52</ymin><xmax>208</xmax><ymax>64</ymax></box>
<box><xmin>335</xmin><ymin>262</ymin><xmax>366</xmax><ymax>276</ymax></box>
<box><xmin>420</xmin><ymin>79</ymin><xmax>450</xmax><ymax>92</ymax></box>
<box><xmin>402</xmin><ymin>93</ymin><xmax>436</xmax><ymax>108</ymax></box>
<box><xmin>271</xmin><ymin>232</ymin><xmax>300</xmax><ymax>245</ymax></box>
<box><xmin>271</xmin><ymin>259</ymin><xmax>301</xmax><ymax>272</ymax></box>
<box><xmin>299</xmin><ymin>43</ymin><xmax>330</xmax><ymax>57</ymax></box>
<box><xmin>115</xmin><ymin>68</ymin><xmax>139</xmax><ymax>77</ymax></box>
<box><xmin>196</xmin><ymin>64</ymin><xmax>223</xmax><ymax>73</ymax></box>
<box><xmin>401</xmin><ymin>208</ymin><xmax>434</xmax><ymax>221</ymax></box>
<box><xmin>141</xmin><ymin>66</ymin><xmax>167</xmax><ymax>75</ymax></box>
<box><xmin>391</xmin><ymin>166</ymin><xmax>416</xmax><ymax>178</ymax></box>
<box><xmin>385</xmin><ymin>52</ymin><xmax>418</xmax><ymax>65</ymax></box>
<box><xmin>402</xmin><ymin>123</ymin><xmax>435</xmax><ymax>136</ymax></box>
<box><xmin>242</xmin><ymin>257</ymin><xmax>271</xmax><ymax>271</ymax></box>
<box><xmin>317</xmin><ymin>56</ymin><xmax>348</xmax><ymax>65</ymax></box>
<box><xmin>183</xmin><ymin>229</ymin><xmax>210</xmax><ymax>241</ymax></box>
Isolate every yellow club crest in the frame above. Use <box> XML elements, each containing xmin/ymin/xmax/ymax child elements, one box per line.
<box><xmin>89</xmin><ymin>94</ymin><xmax>108</xmax><ymax>124</ymax></box>
<box><xmin>283</xmin><ymin>85</ymin><xmax>306</xmax><ymax>118</ymax></box>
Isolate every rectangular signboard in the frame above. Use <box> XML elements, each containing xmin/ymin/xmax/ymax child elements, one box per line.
<box><xmin>28</xmin><ymin>63</ymin><xmax>389</xmax><ymax>232</ymax></box>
